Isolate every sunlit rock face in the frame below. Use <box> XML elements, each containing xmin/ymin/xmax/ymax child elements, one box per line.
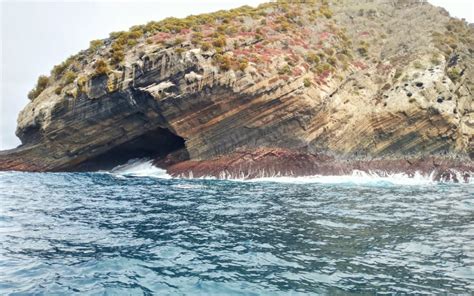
<box><xmin>0</xmin><ymin>0</ymin><xmax>472</xmax><ymax>179</ymax></box>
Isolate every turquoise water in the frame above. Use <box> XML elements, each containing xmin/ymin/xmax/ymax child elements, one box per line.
<box><xmin>0</xmin><ymin>167</ymin><xmax>473</xmax><ymax>295</ymax></box>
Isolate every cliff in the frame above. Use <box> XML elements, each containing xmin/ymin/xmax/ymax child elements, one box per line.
<box><xmin>1</xmin><ymin>0</ymin><xmax>473</xmax><ymax>181</ymax></box>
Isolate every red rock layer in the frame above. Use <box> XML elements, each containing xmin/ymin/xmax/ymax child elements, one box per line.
<box><xmin>161</xmin><ymin>148</ymin><xmax>473</xmax><ymax>183</ymax></box>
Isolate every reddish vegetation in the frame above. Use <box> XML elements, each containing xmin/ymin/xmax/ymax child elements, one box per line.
<box><xmin>292</xmin><ymin>67</ymin><xmax>303</xmax><ymax>76</ymax></box>
<box><xmin>377</xmin><ymin>63</ymin><xmax>393</xmax><ymax>75</ymax></box>
<box><xmin>233</xmin><ymin>49</ymin><xmax>253</xmax><ymax>56</ymax></box>
<box><xmin>319</xmin><ymin>31</ymin><xmax>332</xmax><ymax>40</ymax></box>
<box><xmin>237</xmin><ymin>31</ymin><xmax>256</xmax><ymax>37</ymax></box>
<box><xmin>179</xmin><ymin>28</ymin><xmax>192</xmax><ymax>34</ymax></box>
<box><xmin>314</xmin><ymin>70</ymin><xmax>331</xmax><ymax>84</ymax></box>
<box><xmin>151</xmin><ymin>32</ymin><xmax>173</xmax><ymax>42</ymax></box>
<box><xmin>353</xmin><ymin>60</ymin><xmax>368</xmax><ymax>70</ymax></box>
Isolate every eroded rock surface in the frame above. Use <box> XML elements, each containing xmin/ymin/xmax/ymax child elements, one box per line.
<box><xmin>1</xmin><ymin>0</ymin><xmax>472</xmax><ymax>180</ymax></box>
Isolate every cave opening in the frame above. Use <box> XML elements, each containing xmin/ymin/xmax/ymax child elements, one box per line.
<box><xmin>73</xmin><ymin>127</ymin><xmax>187</xmax><ymax>171</ymax></box>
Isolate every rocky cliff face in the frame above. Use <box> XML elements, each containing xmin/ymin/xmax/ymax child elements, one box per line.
<box><xmin>1</xmin><ymin>0</ymin><xmax>473</xmax><ymax>180</ymax></box>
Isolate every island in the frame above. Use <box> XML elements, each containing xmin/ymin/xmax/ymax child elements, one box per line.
<box><xmin>0</xmin><ymin>0</ymin><xmax>472</xmax><ymax>182</ymax></box>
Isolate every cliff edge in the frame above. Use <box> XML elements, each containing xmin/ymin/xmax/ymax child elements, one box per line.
<box><xmin>1</xmin><ymin>0</ymin><xmax>473</xmax><ymax>181</ymax></box>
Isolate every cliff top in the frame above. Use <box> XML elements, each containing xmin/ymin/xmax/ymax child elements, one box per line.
<box><xmin>25</xmin><ymin>0</ymin><xmax>473</xmax><ymax>103</ymax></box>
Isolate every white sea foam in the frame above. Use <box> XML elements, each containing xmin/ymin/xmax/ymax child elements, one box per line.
<box><xmin>110</xmin><ymin>159</ymin><xmax>172</xmax><ymax>179</ymax></box>
<box><xmin>110</xmin><ymin>159</ymin><xmax>471</xmax><ymax>185</ymax></box>
<box><xmin>171</xmin><ymin>184</ymin><xmax>206</xmax><ymax>189</ymax></box>
<box><xmin>242</xmin><ymin>170</ymin><xmax>438</xmax><ymax>186</ymax></box>
<box><xmin>193</xmin><ymin>170</ymin><xmax>472</xmax><ymax>185</ymax></box>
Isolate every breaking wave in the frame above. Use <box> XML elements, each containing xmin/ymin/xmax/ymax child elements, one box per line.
<box><xmin>110</xmin><ymin>158</ymin><xmax>171</xmax><ymax>179</ymax></box>
<box><xmin>244</xmin><ymin>171</ymin><xmax>438</xmax><ymax>185</ymax></box>
<box><xmin>109</xmin><ymin>159</ymin><xmax>472</xmax><ymax>185</ymax></box>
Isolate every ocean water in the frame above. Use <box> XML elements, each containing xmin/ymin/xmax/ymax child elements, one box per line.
<box><xmin>1</xmin><ymin>160</ymin><xmax>473</xmax><ymax>295</ymax></box>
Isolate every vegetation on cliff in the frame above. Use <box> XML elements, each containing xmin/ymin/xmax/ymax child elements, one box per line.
<box><xmin>27</xmin><ymin>0</ymin><xmax>349</xmax><ymax>100</ymax></box>
<box><xmin>9</xmin><ymin>0</ymin><xmax>472</xmax><ymax>174</ymax></box>
<box><xmin>27</xmin><ymin>0</ymin><xmax>473</xmax><ymax>103</ymax></box>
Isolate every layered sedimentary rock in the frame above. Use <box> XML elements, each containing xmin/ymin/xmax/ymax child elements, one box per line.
<box><xmin>1</xmin><ymin>0</ymin><xmax>473</xmax><ymax>180</ymax></box>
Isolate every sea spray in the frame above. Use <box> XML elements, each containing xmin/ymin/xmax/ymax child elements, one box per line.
<box><xmin>109</xmin><ymin>158</ymin><xmax>474</xmax><ymax>185</ymax></box>
<box><xmin>110</xmin><ymin>158</ymin><xmax>172</xmax><ymax>179</ymax></box>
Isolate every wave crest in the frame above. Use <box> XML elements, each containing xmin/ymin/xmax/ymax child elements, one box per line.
<box><xmin>110</xmin><ymin>159</ymin><xmax>471</xmax><ymax>185</ymax></box>
<box><xmin>110</xmin><ymin>159</ymin><xmax>171</xmax><ymax>179</ymax></box>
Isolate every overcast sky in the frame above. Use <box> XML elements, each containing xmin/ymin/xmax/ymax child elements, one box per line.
<box><xmin>1</xmin><ymin>0</ymin><xmax>472</xmax><ymax>150</ymax></box>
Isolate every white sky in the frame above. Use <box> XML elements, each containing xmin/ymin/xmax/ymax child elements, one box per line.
<box><xmin>1</xmin><ymin>0</ymin><xmax>472</xmax><ymax>150</ymax></box>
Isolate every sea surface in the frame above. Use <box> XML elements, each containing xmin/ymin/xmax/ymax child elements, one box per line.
<box><xmin>1</xmin><ymin>160</ymin><xmax>473</xmax><ymax>295</ymax></box>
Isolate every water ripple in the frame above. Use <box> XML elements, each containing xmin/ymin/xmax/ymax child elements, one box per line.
<box><xmin>0</xmin><ymin>172</ymin><xmax>473</xmax><ymax>294</ymax></box>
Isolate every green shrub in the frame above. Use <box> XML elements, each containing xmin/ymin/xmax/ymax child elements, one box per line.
<box><xmin>319</xmin><ymin>6</ymin><xmax>333</xmax><ymax>18</ymax></box>
<box><xmin>217</xmin><ymin>25</ymin><xmax>227</xmax><ymax>34</ymax></box>
<box><xmin>35</xmin><ymin>75</ymin><xmax>50</xmax><ymax>90</ymax></box>
<box><xmin>127</xmin><ymin>39</ymin><xmax>138</xmax><ymax>47</ymax></box>
<box><xmin>51</xmin><ymin>63</ymin><xmax>67</xmax><ymax>78</ymax></box>
<box><xmin>215</xmin><ymin>54</ymin><xmax>232</xmax><ymax>71</ymax></box>
<box><xmin>278</xmin><ymin>64</ymin><xmax>291</xmax><ymax>75</ymax></box>
<box><xmin>201</xmin><ymin>42</ymin><xmax>211</xmax><ymax>51</ymax></box>
<box><xmin>63</xmin><ymin>71</ymin><xmax>77</xmax><ymax>84</ymax></box>
<box><xmin>212</xmin><ymin>35</ymin><xmax>226</xmax><ymax>48</ymax></box>
<box><xmin>284</xmin><ymin>56</ymin><xmax>295</xmax><ymax>67</ymax></box>
<box><xmin>93</xmin><ymin>60</ymin><xmax>109</xmax><ymax>77</ymax></box>
<box><xmin>306</xmin><ymin>52</ymin><xmax>320</xmax><ymax>64</ymax></box>
<box><xmin>54</xmin><ymin>86</ymin><xmax>63</xmax><ymax>95</ymax></box>
<box><xmin>111</xmin><ymin>41</ymin><xmax>123</xmax><ymax>52</ymax></box>
<box><xmin>255</xmin><ymin>33</ymin><xmax>264</xmax><ymax>41</ymax></box>
<box><xmin>77</xmin><ymin>76</ymin><xmax>88</xmax><ymax>92</ymax></box>
<box><xmin>277</xmin><ymin>22</ymin><xmax>291</xmax><ymax>32</ymax></box>
<box><xmin>255</xmin><ymin>28</ymin><xmax>263</xmax><ymax>41</ymax></box>
<box><xmin>89</xmin><ymin>39</ymin><xmax>103</xmax><ymax>51</ymax></box>
<box><xmin>413</xmin><ymin>61</ymin><xmax>423</xmax><ymax>69</ymax></box>
<box><xmin>128</xmin><ymin>30</ymin><xmax>143</xmax><ymax>40</ymax></box>
<box><xmin>238</xmin><ymin>58</ymin><xmax>249</xmax><ymax>71</ymax></box>
<box><xmin>191</xmin><ymin>32</ymin><xmax>203</xmax><ymax>45</ymax></box>
<box><xmin>316</xmin><ymin>63</ymin><xmax>332</xmax><ymax>74</ymax></box>
<box><xmin>339</xmin><ymin>48</ymin><xmax>352</xmax><ymax>58</ymax></box>
<box><xmin>303</xmin><ymin>78</ymin><xmax>312</xmax><ymax>87</ymax></box>
<box><xmin>109</xmin><ymin>28</ymin><xmax>142</xmax><ymax>53</ymax></box>
<box><xmin>51</xmin><ymin>57</ymin><xmax>74</xmax><ymax>78</ymax></box>
<box><xmin>357</xmin><ymin>41</ymin><xmax>369</xmax><ymax>57</ymax></box>
<box><xmin>447</xmin><ymin>68</ymin><xmax>461</xmax><ymax>83</ymax></box>
<box><xmin>430</xmin><ymin>53</ymin><xmax>442</xmax><ymax>66</ymax></box>
<box><xmin>27</xmin><ymin>75</ymin><xmax>49</xmax><ymax>100</ymax></box>
<box><xmin>357</xmin><ymin>46</ymin><xmax>368</xmax><ymax>57</ymax></box>
<box><xmin>394</xmin><ymin>68</ymin><xmax>403</xmax><ymax>80</ymax></box>
<box><xmin>324</xmin><ymin>48</ymin><xmax>335</xmax><ymax>56</ymax></box>
<box><xmin>110</xmin><ymin>40</ymin><xmax>125</xmax><ymax>64</ymax></box>
<box><xmin>109</xmin><ymin>31</ymin><xmax>127</xmax><ymax>39</ymax></box>
<box><xmin>327</xmin><ymin>56</ymin><xmax>337</xmax><ymax>66</ymax></box>
<box><xmin>111</xmin><ymin>50</ymin><xmax>125</xmax><ymax>64</ymax></box>
<box><xmin>174</xmin><ymin>37</ymin><xmax>184</xmax><ymax>46</ymax></box>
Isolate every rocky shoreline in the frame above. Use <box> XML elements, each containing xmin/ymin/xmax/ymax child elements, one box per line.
<box><xmin>2</xmin><ymin>146</ymin><xmax>472</xmax><ymax>183</ymax></box>
<box><xmin>153</xmin><ymin>148</ymin><xmax>473</xmax><ymax>182</ymax></box>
